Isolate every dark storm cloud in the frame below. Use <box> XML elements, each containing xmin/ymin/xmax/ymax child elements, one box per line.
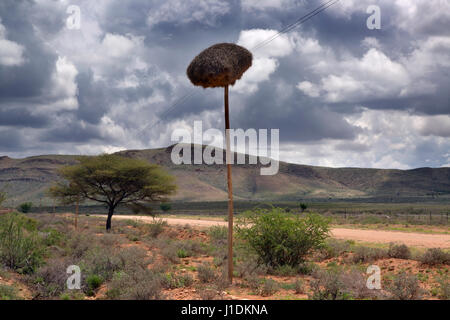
<box><xmin>233</xmin><ymin>80</ymin><xmax>359</xmax><ymax>143</ymax></box>
<box><xmin>0</xmin><ymin>0</ymin><xmax>449</xmax><ymax>168</ymax></box>
<box><xmin>0</xmin><ymin>106</ymin><xmax>49</xmax><ymax>128</ymax></box>
<box><xmin>75</xmin><ymin>71</ymin><xmax>110</xmax><ymax>125</ymax></box>
<box><xmin>0</xmin><ymin>129</ymin><xmax>24</xmax><ymax>151</ymax></box>
<box><xmin>0</xmin><ymin>1</ymin><xmax>57</xmax><ymax>100</ymax></box>
<box><xmin>41</xmin><ymin>121</ymin><xmax>102</xmax><ymax>143</ymax></box>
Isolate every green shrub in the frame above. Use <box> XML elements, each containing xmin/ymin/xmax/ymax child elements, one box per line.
<box><xmin>162</xmin><ymin>273</ymin><xmax>194</xmax><ymax>289</ymax></box>
<box><xmin>388</xmin><ymin>244</ymin><xmax>411</xmax><ymax>259</ymax></box>
<box><xmin>0</xmin><ymin>213</ymin><xmax>44</xmax><ymax>274</ymax></box>
<box><xmin>17</xmin><ymin>202</ymin><xmax>33</xmax><ymax>213</ymax></box>
<box><xmin>0</xmin><ymin>284</ymin><xmax>20</xmax><ymax>300</ymax></box>
<box><xmin>272</xmin><ymin>265</ymin><xmax>298</xmax><ymax>277</ymax></box>
<box><xmin>420</xmin><ymin>248</ymin><xmax>449</xmax><ymax>266</ymax></box>
<box><xmin>237</xmin><ymin>208</ymin><xmax>330</xmax><ymax>268</ymax></box>
<box><xmin>387</xmin><ymin>272</ymin><xmax>422</xmax><ymax>300</ymax></box>
<box><xmin>160</xmin><ymin>203</ymin><xmax>171</xmax><ymax>212</ymax></box>
<box><xmin>86</xmin><ymin>274</ymin><xmax>103</xmax><ymax>290</ymax></box>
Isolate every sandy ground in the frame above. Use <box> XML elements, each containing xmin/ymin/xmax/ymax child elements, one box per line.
<box><xmin>110</xmin><ymin>215</ymin><xmax>450</xmax><ymax>248</ymax></box>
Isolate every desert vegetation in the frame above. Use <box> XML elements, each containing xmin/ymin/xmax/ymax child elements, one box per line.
<box><xmin>0</xmin><ymin>208</ymin><xmax>448</xmax><ymax>300</ymax></box>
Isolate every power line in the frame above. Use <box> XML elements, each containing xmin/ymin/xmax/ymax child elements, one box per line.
<box><xmin>251</xmin><ymin>0</ymin><xmax>339</xmax><ymax>51</ymax></box>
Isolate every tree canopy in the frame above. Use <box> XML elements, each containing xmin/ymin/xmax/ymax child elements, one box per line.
<box><xmin>49</xmin><ymin>154</ymin><xmax>176</xmax><ymax>230</ymax></box>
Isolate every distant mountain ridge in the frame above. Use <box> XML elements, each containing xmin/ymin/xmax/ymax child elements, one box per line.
<box><xmin>0</xmin><ymin>145</ymin><xmax>449</xmax><ymax>205</ymax></box>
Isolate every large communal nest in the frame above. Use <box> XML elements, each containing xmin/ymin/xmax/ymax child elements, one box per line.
<box><xmin>187</xmin><ymin>43</ymin><xmax>253</xmax><ymax>88</ymax></box>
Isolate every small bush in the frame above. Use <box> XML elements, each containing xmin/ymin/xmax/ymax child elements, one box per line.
<box><xmin>260</xmin><ymin>279</ymin><xmax>279</xmax><ymax>297</ymax></box>
<box><xmin>198</xmin><ymin>287</ymin><xmax>218</xmax><ymax>300</ymax></box>
<box><xmin>387</xmin><ymin>272</ymin><xmax>422</xmax><ymax>300</ymax></box>
<box><xmin>146</xmin><ymin>219</ymin><xmax>167</xmax><ymax>238</ymax></box>
<box><xmin>162</xmin><ymin>273</ymin><xmax>194</xmax><ymax>289</ymax></box>
<box><xmin>293</xmin><ymin>279</ymin><xmax>304</xmax><ymax>294</ymax></box>
<box><xmin>352</xmin><ymin>246</ymin><xmax>387</xmax><ymax>263</ymax></box>
<box><xmin>0</xmin><ymin>213</ymin><xmax>44</xmax><ymax>274</ymax></box>
<box><xmin>388</xmin><ymin>244</ymin><xmax>411</xmax><ymax>259</ymax></box>
<box><xmin>66</xmin><ymin>232</ymin><xmax>96</xmax><ymax>259</ymax></box>
<box><xmin>82</xmin><ymin>248</ymin><xmax>123</xmax><ymax>282</ymax></box>
<box><xmin>420</xmin><ymin>248</ymin><xmax>449</xmax><ymax>266</ymax></box>
<box><xmin>86</xmin><ymin>274</ymin><xmax>103</xmax><ymax>291</ymax></box>
<box><xmin>197</xmin><ymin>264</ymin><xmax>216</xmax><ymax>283</ymax></box>
<box><xmin>107</xmin><ymin>269</ymin><xmax>164</xmax><ymax>300</ymax></box>
<box><xmin>437</xmin><ymin>276</ymin><xmax>449</xmax><ymax>300</ymax></box>
<box><xmin>33</xmin><ymin>258</ymin><xmax>73</xmax><ymax>298</ymax></box>
<box><xmin>319</xmin><ymin>239</ymin><xmax>351</xmax><ymax>260</ymax></box>
<box><xmin>208</xmin><ymin>226</ymin><xmax>228</xmax><ymax>245</ymax></box>
<box><xmin>18</xmin><ymin>202</ymin><xmax>33</xmax><ymax>213</ymax></box>
<box><xmin>244</xmin><ymin>274</ymin><xmax>262</xmax><ymax>292</ymax></box>
<box><xmin>160</xmin><ymin>203</ymin><xmax>171</xmax><ymax>212</ymax></box>
<box><xmin>237</xmin><ymin>208</ymin><xmax>330</xmax><ymax>268</ymax></box>
<box><xmin>0</xmin><ymin>284</ymin><xmax>20</xmax><ymax>300</ymax></box>
<box><xmin>272</xmin><ymin>265</ymin><xmax>298</xmax><ymax>277</ymax></box>
<box><xmin>310</xmin><ymin>267</ymin><xmax>374</xmax><ymax>300</ymax></box>
<box><xmin>310</xmin><ymin>268</ymin><xmax>351</xmax><ymax>300</ymax></box>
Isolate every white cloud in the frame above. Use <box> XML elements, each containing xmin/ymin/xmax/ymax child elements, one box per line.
<box><xmin>147</xmin><ymin>0</ymin><xmax>229</xmax><ymax>28</ymax></box>
<box><xmin>234</xmin><ymin>29</ymin><xmax>294</xmax><ymax>94</ymax></box>
<box><xmin>38</xmin><ymin>56</ymin><xmax>79</xmax><ymax>112</ymax></box>
<box><xmin>241</xmin><ymin>0</ymin><xmax>299</xmax><ymax>12</ymax></box>
<box><xmin>0</xmin><ymin>19</ymin><xmax>25</xmax><ymax>66</ymax></box>
<box><xmin>278</xmin><ymin>109</ymin><xmax>450</xmax><ymax>169</ymax></box>
<box><xmin>414</xmin><ymin>115</ymin><xmax>450</xmax><ymax>138</ymax></box>
<box><xmin>297</xmin><ymin>81</ymin><xmax>320</xmax><ymax>97</ymax></box>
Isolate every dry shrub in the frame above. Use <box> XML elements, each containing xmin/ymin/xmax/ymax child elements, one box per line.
<box><xmin>294</xmin><ymin>279</ymin><xmax>304</xmax><ymax>294</ymax></box>
<box><xmin>32</xmin><ymin>258</ymin><xmax>74</xmax><ymax>298</ymax></box>
<box><xmin>387</xmin><ymin>272</ymin><xmax>422</xmax><ymax>300</ymax></box>
<box><xmin>107</xmin><ymin>269</ymin><xmax>164</xmax><ymax>300</ymax></box>
<box><xmin>260</xmin><ymin>279</ymin><xmax>279</xmax><ymax>297</ymax></box>
<box><xmin>318</xmin><ymin>239</ymin><xmax>351</xmax><ymax>260</ymax></box>
<box><xmin>310</xmin><ymin>267</ymin><xmax>378</xmax><ymax>300</ymax></box>
<box><xmin>420</xmin><ymin>248</ymin><xmax>449</xmax><ymax>266</ymax></box>
<box><xmin>388</xmin><ymin>244</ymin><xmax>411</xmax><ymax>259</ymax></box>
<box><xmin>352</xmin><ymin>246</ymin><xmax>387</xmax><ymax>263</ymax></box>
<box><xmin>198</xmin><ymin>287</ymin><xmax>219</xmax><ymax>300</ymax></box>
<box><xmin>197</xmin><ymin>264</ymin><xmax>216</xmax><ymax>283</ymax></box>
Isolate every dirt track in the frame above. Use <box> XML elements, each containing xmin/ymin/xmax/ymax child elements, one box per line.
<box><xmin>112</xmin><ymin>215</ymin><xmax>450</xmax><ymax>248</ymax></box>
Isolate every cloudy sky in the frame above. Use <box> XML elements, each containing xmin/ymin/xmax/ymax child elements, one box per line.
<box><xmin>0</xmin><ymin>0</ymin><xmax>449</xmax><ymax>169</ymax></box>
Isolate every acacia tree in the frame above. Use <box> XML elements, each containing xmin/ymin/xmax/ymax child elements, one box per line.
<box><xmin>49</xmin><ymin>154</ymin><xmax>176</xmax><ymax>230</ymax></box>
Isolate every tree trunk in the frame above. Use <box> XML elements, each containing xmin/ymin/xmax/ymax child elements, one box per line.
<box><xmin>106</xmin><ymin>206</ymin><xmax>114</xmax><ymax>231</ymax></box>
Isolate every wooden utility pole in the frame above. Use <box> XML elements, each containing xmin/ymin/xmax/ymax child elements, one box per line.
<box><xmin>224</xmin><ymin>85</ymin><xmax>234</xmax><ymax>284</ymax></box>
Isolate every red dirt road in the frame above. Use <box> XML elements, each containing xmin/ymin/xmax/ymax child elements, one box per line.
<box><xmin>111</xmin><ymin>215</ymin><xmax>450</xmax><ymax>248</ymax></box>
